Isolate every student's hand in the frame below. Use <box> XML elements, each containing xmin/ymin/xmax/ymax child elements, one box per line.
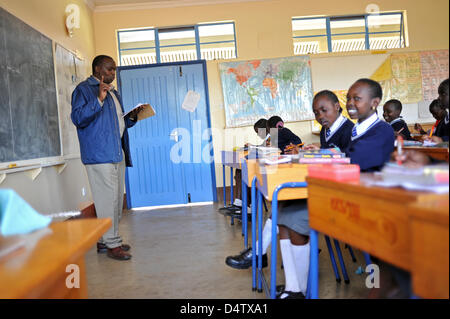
<box><xmin>302</xmin><ymin>144</ymin><xmax>320</xmax><ymax>151</ymax></box>
<box><xmin>414</xmin><ymin>123</ymin><xmax>426</xmax><ymax>135</ymax></box>
<box><xmin>98</xmin><ymin>76</ymin><xmax>110</xmax><ymax>102</ymax></box>
<box><xmin>391</xmin><ymin>150</ymin><xmax>431</xmax><ymax>168</ymax></box>
<box><xmin>284</xmin><ymin>143</ymin><xmax>299</xmax><ymax>154</ymax></box>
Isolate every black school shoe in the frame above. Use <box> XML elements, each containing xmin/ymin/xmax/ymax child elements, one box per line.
<box><xmin>97</xmin><ymin>242</ymin><xmax>131</xmax><ymax>253</ymax></box>
<box><xmin>276</xmin><ymin>291</ymin><xmax>306</xmax><ymax>299</ymax></box>
<box><xmin>225</xmin><ymin>247</ymin><xmax>268</xmax><ymax>269</ymax></box>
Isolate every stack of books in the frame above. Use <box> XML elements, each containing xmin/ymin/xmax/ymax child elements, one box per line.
<box><xmin>295</xmin><ymin>148</ymin><xmax>350</xmax><ymax>164</ymax></box>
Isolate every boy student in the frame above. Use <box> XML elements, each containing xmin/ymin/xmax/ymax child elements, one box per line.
<box><xmin>414</xmin><ymin>99</ymin><xmax>447</xmax><ymax>139</ymax></box>
<box><xmin>275</xmin><ymin>79</ymin><xmax>395</xmax><ymax>299</ymax></box>
<box><xmin>225</xmin><ymin>116</ymin><xmax>302</xmax><ymax>270</ymax></box>
<box><xmin>383</xmin><ymin>99</ymin><xmax>413</xmax><ymax>140</ymax></box>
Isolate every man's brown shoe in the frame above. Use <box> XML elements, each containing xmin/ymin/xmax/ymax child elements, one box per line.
<box><xmin>107</xmin><ymin>247</ymin><xmax>132</xmax><ymax>260</ymax></box>
<box><xmin>97</xmin><ymin>243</ymin><xmax>131</xmax><ymax>253</ymax></box>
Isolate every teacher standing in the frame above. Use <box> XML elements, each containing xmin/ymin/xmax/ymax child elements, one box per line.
<box><xmin>71</xmin><ymin>55</ymin><xmax>141</xmax><ymax>261</ymax></box>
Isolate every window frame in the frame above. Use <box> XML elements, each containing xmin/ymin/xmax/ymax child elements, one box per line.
<box><xmin>292</xmin><ymin>11</ymin><xmax>406</xmax><ymax>54</ymax></box>
<box><xmin>117</xmin><ymin>22</ymin><xmax>237</xmax><ymax>65</ymax></box>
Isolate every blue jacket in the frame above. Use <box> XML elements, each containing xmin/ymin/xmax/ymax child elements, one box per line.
<box><xmin>71</xmin><ymin>76</ymin><xmax>137</xmax><ymax>167</ymax></box>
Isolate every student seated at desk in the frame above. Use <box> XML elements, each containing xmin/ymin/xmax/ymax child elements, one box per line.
<box><xmin>383</xmin><ymin>99</ymin><xmax>413</xmax><ymax>140</ymax></box>
<box><xmin>275</xmin><ymin>78</ymin><xmax>395</xmax><ymax>299</ymax></box>
<box><xmin>233</xmin><ymin>119</ymin><xmax>269</xmax><ymax>208</ymax></box>
<box><xmin>267</xmin><ymin>116</ymin><xmax>302</xmax><ymax>154</ymax></box>
<box><xmin>225</xmin><ymin>117</ymin><xmax>303</xmax><ymax>270</ymax></box>
<box><xmin>414</xmin><ymin>99</ymin><xmax>447</xmax><ymax>140</ymax></box>
<box><xmin>425</xmin><ymin>78</ymin><xmax>449</xmax><ymax>143</ymax></box>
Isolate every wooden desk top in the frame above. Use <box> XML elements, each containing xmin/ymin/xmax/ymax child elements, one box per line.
<box><xmin>404</xmin><ymin>146</ymin><xmax>449</xmax><ymax>162</ymax></box>
<box><xmin>0</xmin><ymin>218</ymin><xmax>111</xmax><ymax>298</ymax></box>
<box><xmin>306</xmin><ymin>175</ymin><xmax>448</xmax><ymax>298</ymax></box>
<box><xmin>256</xmin><ymin>162</ymin><xmax>308</xmax><ymax>201</ymax></box>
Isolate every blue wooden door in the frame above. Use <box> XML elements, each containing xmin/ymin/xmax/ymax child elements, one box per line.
<box><xmin>175</xmin><ymin>63</ymin><xmax>215</xmax><ymax>203</ymax></box>
<box><xmin>118</xmin><ymin>62</ymin><xmax>215</xmax><ymax>208</ymax></box>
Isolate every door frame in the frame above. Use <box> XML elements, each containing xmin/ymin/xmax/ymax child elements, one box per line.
<box><xmin>117</xmin><ymin>60</ymin><xmax>217</xmax><ymax>208</ymax></box>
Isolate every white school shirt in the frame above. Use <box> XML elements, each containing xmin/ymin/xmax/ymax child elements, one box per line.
<box><xmin>326</xmin><ymin>115</ymin><xmax>347</xmax><ymax>142</ymax></box>
<box><xmin>351</xmin><ymin>112</ymin><xmax>380</xmax><ymax>141</ymax></box>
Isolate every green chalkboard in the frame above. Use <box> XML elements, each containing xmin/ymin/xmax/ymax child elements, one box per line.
<box><xmin>0</xmin><ymin>7</ymin><xmax>60</xmax><ymax>163</ymax></box>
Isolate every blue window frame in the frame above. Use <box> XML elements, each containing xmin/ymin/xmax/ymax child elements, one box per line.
<box><xmin>118</xmin><ymin>22</ymin><xmax>237</xmax><ymax>66</ymax></box>
<box><xmin>292</xmin><ymin>12</ymin><xmax>406</xmax><ymax>55</ymax></box>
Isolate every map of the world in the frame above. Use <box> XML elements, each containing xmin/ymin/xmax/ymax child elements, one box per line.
<box><xmin>219</xmin><ymin>56</ymin><xmax>314</xmax><ymax>127</ymax></box>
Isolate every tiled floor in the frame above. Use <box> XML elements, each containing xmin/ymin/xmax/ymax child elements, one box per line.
<box><xmin>85</xmin><ymin>203</ymin><xmax>370</xmax><ymax>299</ymax></box>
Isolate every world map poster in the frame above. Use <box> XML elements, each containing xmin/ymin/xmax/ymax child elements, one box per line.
<box><xmin>219</xmin><ymin>56</ymin><xmax>314</xmax><ymax>128</ymax></box>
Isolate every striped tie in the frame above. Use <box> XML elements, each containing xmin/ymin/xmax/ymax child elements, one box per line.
<box><xmin>351</xmin><ymin>126</ymin><xmax>357</xmax><ymax>137</ymax></box>
<box><xmin>326</xmin><ymin>128</ymin><xmax>331</xmax><ymax>138</ymax></box>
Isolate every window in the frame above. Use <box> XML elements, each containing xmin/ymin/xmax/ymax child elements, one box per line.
<box><xmin>292</xmin><ymin>12</ymin><xmax>406</xmax><ymax>55</ymax></box>
<box><xmin>118</xmin><ymin>22</ymin><xmax>237</xmax><ymax>66</ymax></box>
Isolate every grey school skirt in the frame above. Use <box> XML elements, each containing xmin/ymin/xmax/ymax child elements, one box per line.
<box><xmin>277</xmin><ymin>199</ymin><xmax>310</xmax><ymax>236</ymax></box>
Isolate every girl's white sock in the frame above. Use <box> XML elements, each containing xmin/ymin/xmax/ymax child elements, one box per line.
<box><xmin>279</xmin><ymin>239</ymin><xmax>300</xmax><ymax>298</ymax></box>
<box><xmin>256</xmin><ymin>218</ymin><xmax>279</xmax><ymax>255</ymax></box>
<box><xmin>291</xmin><ymin>241</ymin><xmax>310</xmax><ymax>295</ymax></box>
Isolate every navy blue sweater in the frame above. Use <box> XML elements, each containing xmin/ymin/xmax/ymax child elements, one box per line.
<box><xmin>345</xmin><ymin>121</ymin><xmax>395</xmax><ymax>172</ymax></box>
<box><xmin>320</xmin><ymin>118</ymin><xmax>354</xmax><ymax>150</ymax></box>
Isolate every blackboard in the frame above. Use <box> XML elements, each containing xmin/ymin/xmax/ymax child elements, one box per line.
<box><xmin>0</xmin><ymin>7</ymin><xmax>60</xmax><ymax>163</ymax></box>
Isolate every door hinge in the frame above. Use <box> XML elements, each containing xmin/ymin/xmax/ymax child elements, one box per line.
<box><xmin>179</xmin><ymin>66</ymin><xmax>183</xmax><ymax>77</ymax></box>
<box><xmin>187</xmin><ymin>193</ymin><xmax>191</xmax><ymax>203</ymax></box>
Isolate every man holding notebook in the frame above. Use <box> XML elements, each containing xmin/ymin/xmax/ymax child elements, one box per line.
<box><xmin>71</xmin><ymin>55</ymin><xmax>142</xmax><ymax>261</ymax></box>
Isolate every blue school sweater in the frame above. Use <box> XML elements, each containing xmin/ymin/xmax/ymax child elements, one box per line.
<box><xmin>345</xmin><ymin>120</ymin><xmax>395</xmax><ymax>172</ymax></box>
<box><xmin>320</xmin><ymin>118</ymin><xmax>354</xmax><ymax>150</ymax></box>
<box><xmin>434</xmin><ymin>113</ymin><xmax>449</xmax><ymax>142</ymax></box>
<box><xmin>390</xmin><ymin>117</ymin><xmax>412</xmax><ymax>140</ymax></box>
<box><xmin>273</xmin><ymin>127</ymin><xmax>302</xmax><ymax>154</ymax></box>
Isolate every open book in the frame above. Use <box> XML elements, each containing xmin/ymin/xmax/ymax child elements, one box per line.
<box><xmin>123</xmin><ymin>103</ymin><xmax>156</xmax><ymax>121</ymax></box>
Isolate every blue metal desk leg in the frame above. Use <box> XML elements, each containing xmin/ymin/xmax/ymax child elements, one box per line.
<box><xmin>310</xmin><ymin>229</ymin><xmax>319</xmax><ymax>299</ymax></box>
<box><xmin>242</xmin><ymin>178</ymin><xmax>248</xmax><ymax>244</ymax></box>
<box><xmin>257</xmin><ymin>189</ymin><xmax>263</xmax><ymax>293</ymax></box>
<box><xmin>251</xmin><ymin>177</ymin><xmax>257</xmax><ymax>291</ymax></box>
<box><xmin>333</xmin><ymin>239</ymin><xmax>350</xmax><ymax>284</ymax></box>
<box><xmin>269</xmin><ymin>194</ymin><xmax>279</xmax><ymax>299</ymax></box>
<box><xmin>230</xmin><ymin>167</ymin><xmax>234</xmax><ymax>225</ymax></box>
<box><xmin>222</xmin><ymin>164</ymin><xmax>226</xmax><ymax>207</ymax></box>
<box><xmin>325</xmin><ymin>236</ymin><xmax>341</xmax><ymax>283</ymax></box>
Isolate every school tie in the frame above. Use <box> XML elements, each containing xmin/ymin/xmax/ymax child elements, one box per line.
<box><xmin>325</xmin><ymin>128</ymin><xmax>331</xmax><ymax>138</ymax></box>
<box><xmin>351</xmin><ymin>126</ymin><xmax>357</xmax><ymax>137</ymax></box>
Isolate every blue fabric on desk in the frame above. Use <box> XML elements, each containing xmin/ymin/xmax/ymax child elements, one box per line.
<box><xmin>0</xmin><ymin>189</ymin><xmax>51</xmax><ymax>236</ymax></box>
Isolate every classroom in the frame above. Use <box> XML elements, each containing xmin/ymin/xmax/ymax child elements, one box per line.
<box><xmin>0</xmin><ymin>0</ymin><xmax>448</xmax><ymax>301</ymax></box>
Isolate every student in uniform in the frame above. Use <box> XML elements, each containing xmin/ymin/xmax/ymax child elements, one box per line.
<box><xmin>425</xmin><ymin>78</ymin><xmax>449</xmax><ymax>142</ymax></box>
<box><xmin>266</xmin><ymin>116</ymin><xmax>302</xmax><ymax>154</ymax></box>
<box><xmin>275</xmin><ymin>79</ymin><xmax>395</xmax><ymax>299</ymax></box>
<box><xmin>225</xmin><ymin>116</ymin><xmax>302</xmax><ymax>270</ymax></box>
<box><xmin>233</xmin><ymin>119</ymin><xmax>269</xmax><ymax>208</ymax></box>
<box><xmin>414</xmin><ymin>99</ymin><xmax>447</xmax><ymax>139</ymax></box>
<box><xmin>383</xmin><ymin>99</ymin><xmax>413</xmax><ymax>140</ymax></box>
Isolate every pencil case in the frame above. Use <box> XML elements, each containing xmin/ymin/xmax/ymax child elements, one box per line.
<box><xmin>307</xmin><ymin>164</ymin><xmax>360</xmax><ymax>182</ymax></box>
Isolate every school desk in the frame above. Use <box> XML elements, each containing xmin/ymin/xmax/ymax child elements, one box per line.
<box><xmin>220</xmin><ymin>150</ymin><xmax>247</xmax><ymax>212</ymax></box>
<box><xmin>240</xmin><ymin>158</ymin><xmax>259</xmax><ymax>248</ymax></box>
<box><xmin>403</xmin><ymin>146</ymin><xmax>449</xmax><ymax>162</ymax></box>
<box><xmin>0</xmin><ymin>218</ymin><xmax>111</xmax><ymax>298</ymax></box>
<box><xmin>306</xmin><ymin>174</ymin><xmax>448</xmax><ymax>299</ymax></box>
<box><xmin>253</xmin><ymin>161</ymin><xmax>309</xmax><ymax>298</ymax></box>
<box><xmin>409</xmin><ymin>197</ymin><xmax>449</xmax><ymax>299</ymax></box>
